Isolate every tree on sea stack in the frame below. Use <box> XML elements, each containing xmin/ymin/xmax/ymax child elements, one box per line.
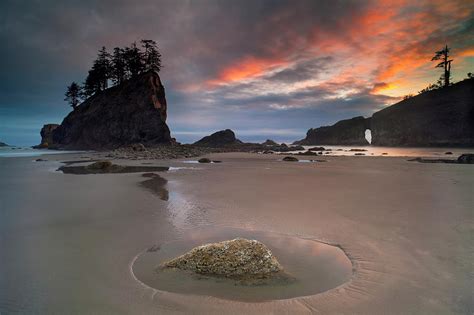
<box><xmin>141</xmin><ymin>39</ymin><xmax>162</xmax><ymax>72</ymax></box>
<box><xmin>431</xmin><ymin>45</ymin><xmax>453</xmax><ymax>88</ymax></box>
<box><xmin>64</xmin><ymin>82</ymin><xmax>82</xmax><ymax>110</ymax></box>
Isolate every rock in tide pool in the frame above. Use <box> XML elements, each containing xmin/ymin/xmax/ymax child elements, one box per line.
<box><xmin>160</xmin><ymin>238</ymin><xmax>284</xmax><ymax>281</ymax></box>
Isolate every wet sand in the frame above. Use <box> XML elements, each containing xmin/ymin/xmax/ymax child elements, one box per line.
<box><xmin>0</xmin><ymin>152</ymin><xmax>473</xmax><ymax>314</ymax></box>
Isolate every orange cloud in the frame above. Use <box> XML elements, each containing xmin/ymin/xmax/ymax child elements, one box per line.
<box><xmin>208</xmin><ymin>56</ymin><xmax>289</xmax><ymax>86</ymax></box>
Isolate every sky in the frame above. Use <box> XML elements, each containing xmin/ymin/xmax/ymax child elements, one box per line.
<box><xmin>0</xmin><ymin>0</ymin><xmax>473</xmax><ymax>146</ymax></box>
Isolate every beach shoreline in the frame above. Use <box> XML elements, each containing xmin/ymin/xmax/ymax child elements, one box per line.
<box><xmin>0</xmin><ymin>152</ymin><xmax>473</xmax><ymax>313</ymax></box>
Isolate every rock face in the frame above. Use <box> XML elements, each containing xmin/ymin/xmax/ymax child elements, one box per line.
<box><xmin>160</xmin><ymin>238</ymin><xmax>283</xmax><ymax>280</ymax></box>
<box><xmin>296</xmin><ymin>79</ymin><xmax>474</xmax><ymax>147</ymax></box>
<box><xmin>44</xmin><ymin>71</ymin><xmax>171</xmax><ymax>150</ymax></box>
<box><xmin>34</xmin><ymin>124</ymin><xmax>59</xmax><ymax>148</ymax></box>
<box><xmin>371</xmin><ymin>79</ymin><xmax>474</xmax><ymax>146</ymax></box>
<box><xmin>296</xmin><ymin>116</ymin><xmax>371</xmax><ymax>145</ymax></box>
<box><xmin>193</xmin><ymin>129</ymin><xmax>243</xmax><ymax>147</ymax></box>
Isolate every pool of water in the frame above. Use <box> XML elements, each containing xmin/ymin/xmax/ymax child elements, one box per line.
<box><xmin>132</xmin><ymin>227</ymin><xmax>353</xmax><ymax>302</ymax></box>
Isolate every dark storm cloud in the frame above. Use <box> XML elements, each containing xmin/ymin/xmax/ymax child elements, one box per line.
<box><xmin>0</xmin><ymin>0</ymin><xmax>473</xmax><ymax>145</ymax></box>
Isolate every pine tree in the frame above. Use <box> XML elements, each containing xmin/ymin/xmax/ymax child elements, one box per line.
<box><xmin>111</xmin><ymin>47</ymin><xmax>127</xmax><ymax>85</ymax></box>
<box><xmin>431</xmin><ymin>45</ymin><xmax>453</xmax><ymax>88</ymax></box>
<box><xmin>141</xmin><ymin>39</ymin><xmax>162</xmax><ymax>72</ymax></box>
<box><xmin>124</xmin><ymin>42</ymin><xmax>144</xmax><ymax>78</ymax></box>
<box><xmin>64</xmin><ymin>82</ymin><xmax>82</xmax><ymax>109</ymax></box>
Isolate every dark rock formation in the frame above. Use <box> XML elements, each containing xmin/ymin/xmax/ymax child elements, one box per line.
<box><xmin>457</xmin><ymin>153</ymin><xmax>474</xmax><ymax>164</ymax></box>
<box><xmin>160</xmin><ymin>238</ymin><xmax>284</xmax><ymax>280</ymax></box>
<box><xmin>198</xmin><ymin>157</ymin><xmax>212</xmax><ymax>163</ymax></box>
<box><xmin>58</xmin><ymin>160</ymin><xmax>169</xmax><ymax>174</ymax></box>
<box><xmin>408</xmin><ymin>154</ymin><xmax>474</xmax><ymax>164</ymax></box>
<box><xmin>296</xmin><ymin>79</ymin><xmax>474</xmax><ymax>147</ymax></box>
<box><xmin>371</xmin><ymin>79</ymin><xmax>474</xmax><ymax>146</ymax></box>
<box><xmin>282</xmin><ymin>156</ymin><xmax>299</xmax><ymax>162</ymax></box>
<box><xmin>33</xmin><ymin>124</ymin><xmax>59</xmax><ymax>148</ymax></box>
<box><xmin>194</xmin><ymin>129</ymin><xmax>242</xmax><ymax>147</ymax></box>
<box><xmin>42</xmin><ymin>71</ymin><xmax>171</xmax><ymax>150</ymax></box>
<box><xmin>262</xmin><ymin>139</ymin><xmax>278</xmax><ymax>146</ymax></box>
<box><xmin>295</xmin><ymin>116</ymin><xmax>371</xmax><ymax>145</ymax></box>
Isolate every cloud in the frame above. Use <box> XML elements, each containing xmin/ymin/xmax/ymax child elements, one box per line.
<box><xmin>0</xmin><ymin>0</ymin><xmax>473</xmax><ymax>145</ymax></box>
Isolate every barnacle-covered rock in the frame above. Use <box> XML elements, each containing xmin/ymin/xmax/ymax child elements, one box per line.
<box><xmin>160</xmin><ymin>238</ymin><xmax>284</xmax><ymax>280</ymax></box>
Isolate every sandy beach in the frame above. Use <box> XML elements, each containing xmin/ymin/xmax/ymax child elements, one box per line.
<box><xmin>0</xmin><ymin>152</ymin><xmax>473</xmax><ymax>314</ymax></box>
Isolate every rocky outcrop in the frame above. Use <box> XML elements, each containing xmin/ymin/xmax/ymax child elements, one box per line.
<box><xmin>296</xmin><ymin>79</ymin><xmax>474</xmax><ymax>147</ymax></box>
<box><xmin>262</xmin><ymin>139</ymin><xmax>278</xmax><ymax>146</ymax></box>
<box><xmin>33</xmin><ymin>124</ymin><xmax>59</xmax><ymax>148</ymax></box>
<box><xmin>43</xmin><ymin>71</ymin><xmax>171</xmax><ymax>150</ymax></box>
<box><xmin>295</xmin><ymin>116</ymin><xmax>371</xmax><ymax>145</ymax></box>
<box><xmin>193</xmin><ymin>129</ymin><xmax>243</xmax><ymax>147</ymax></box>
<box><xmin>160</xmin><ymin>238</ymin><xmax>284</xmax><ymax>280</ymax></box>
<box><xmin>371</xmin><ymin>79</ymin><xmax>474</xmax><ymax>146</ymax></box>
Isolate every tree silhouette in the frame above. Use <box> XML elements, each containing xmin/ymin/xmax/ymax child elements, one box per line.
<box><xmin>124</xmin><ymin>42</ymin><xmax>144</xmax><ymax>77</ymax></box>
<box><xmin>111</xmin><ymin>47</ymin><xmax>127</xmax><ymax>85</ymax></box>
<box><xmin>65</xmin><ymin>82</ymin><xmax>82</xmax><ymax>109</ymax></box>
<box><xmin>141</xmin><ymin>39</ymin><xmax>162</xmax><ymax>72</ymax></box>
<box><xmin>431</xmin><ymin>45</ymin><xmax>453</xmax><ymax>88</ymax></box>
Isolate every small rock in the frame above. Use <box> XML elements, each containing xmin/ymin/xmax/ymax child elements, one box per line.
<box><xmin>282</xmin><ymin>156</ymin><xmax>299</xmax><ymax>162</ymax></box>
<box><xmin>445</xmin><ymin>151</ymin><xmax>453</xmax><ymax>155</ymax></box>
<box><xmin>198</xmin><ymin>158</ymin><xmax>212</xmax><ymax>163</ymax></box>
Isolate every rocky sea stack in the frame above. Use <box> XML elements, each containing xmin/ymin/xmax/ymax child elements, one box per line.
<box><xmin>37</xmin><ymin>71</ymin><xmax>171</xmax><ymax>150</ymax></box>
<box><xmin>193</xmin><ymin>129</ymin><xmax>243</xmax><ymax>147</ymax></box>
<box><xmin>296</xmin><ymin>79</ymin><xmax>474</xmax><ymax>146</ymax></box>
<box><xmin>160</xmin><ymin>238</ymin><xmax>284</xmax><ymax>281</ymax></box>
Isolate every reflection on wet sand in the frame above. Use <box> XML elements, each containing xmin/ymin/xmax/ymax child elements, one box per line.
<box><xmin>139</xmin><ymin>173</ymin><xmax>169</xmax><ymax>201</ymax></box>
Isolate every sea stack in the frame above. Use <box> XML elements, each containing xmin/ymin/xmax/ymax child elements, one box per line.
<box><xmin>193</xmin><ymin>129</ymin><xmax>243</xmax><ymax>147</ymax></box>
<box><xmin>37</xmin><ymin>71</ymin><xmax>172</xmax><ymax>150</ymax></box>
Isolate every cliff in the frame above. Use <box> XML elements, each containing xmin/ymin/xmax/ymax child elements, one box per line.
<box><xmin>371</xmin><ymin>79</ymin><xmax>474</xmax><ymax>146</ymax></box>
<box><xmin>33</xmin><ymin>124</ymin><xmax>59</xmax><ymax>148</ymax></box>
<box><xmin>295</xmin><ymin>116</ymin><xmax>371</xmax><ymax>145</ymax></box>
<box><xmin>297</xmin><ymin>79</ymin><xmax>474</xmax><ymax>146</ymax></box>
<box><xmin>41</xmin><ymin>71</ymin><xmax>171</xmax><ymax>150</ymax></box>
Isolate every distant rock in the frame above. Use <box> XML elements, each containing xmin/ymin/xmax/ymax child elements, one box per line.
<box><xmin>198</xmin><ymin>157</ymin><xmax>212</xmax><ymax>163</ymax></box>
<box><xmin>33</xmin><ymin>124</ymin><xmax>59</xmax><ymax>149</ymax></box>
<box><xmin>295</xmin><ymin>116</ymin><xmax>371</xmax><ymax>145</ymax></box>
<box><xmin>194</xmin><ymin>129</ymin><xmax>242</xmax><ymax>147</ymax></box>
<box><xmin>160</xmin><ymin>238</ymin><xmax>284</xmax><ymax>280</ymax></box>
<box><xmin>0</xmin><ymin>141</ymin><xmax>8</xmax><ymax>147</ymax></box>
<box><xmin>262</xmin><ymin>139</ymin><xmax>278</xmax><ymax>146</ymax></box>
<box><xmin>296</xmin><ymin>79</ymin><xmax>474</xmax><ymax>147</ymax></box>
<box><xmin>349</xmin><ymin>148</ymin><xmax>367</xmax><ymax>152</ymax></box>
<box><xmin>445</xmin><ymin>151</ymin><xmax>453</xmax><ymax>155</ymax></box>
<box><xmin>282</xmin><ymin>156</ymin><xmax>299</xmax><ymax>162</ymax></box>
<box><xmin>371</xmin><ymin>79</ymin><xmax>474</xmax><ymax>146</ymax></box>
<box><xmin>40</xmin><ymin>71</ymin><xmax>171</xmax><ymax>150</ymax></box>
<box><xmin>457</xmin><ymin>153</ymin><xmax>474</xmax><ymax>164</ymax></box>
<box><xmin>308</xmin><ymin>146</ymin><xmax>325</xmax><ymax>151</ymax></box>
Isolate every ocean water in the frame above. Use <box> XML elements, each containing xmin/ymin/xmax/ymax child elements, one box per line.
<box><xmin>0</xmin><ymin>147</ymin><xmax>84</xmax><ymax>158</ymax></box>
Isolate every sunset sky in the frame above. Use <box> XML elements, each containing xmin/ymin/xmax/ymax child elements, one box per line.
<box><xmin>1</xmin><ymin>0</ymin><xmax>473</xmax><ymax>145</ymax></box>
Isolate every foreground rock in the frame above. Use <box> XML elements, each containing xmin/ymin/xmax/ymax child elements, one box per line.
<box><xmin>194</xmin><ymin>129</ymin><xmax>243</xmax><ymax>147</ymax></box>
<box><xmin>38</xmin><ymin>71</ymin><xmax>171</xmax><ymax>150</ymax></box>
<box><xmin>160</xmin><ymin>238</ymin><xmax>284</xmax><ymax>281</ymax></box>
<box><xmin>58</xmin><ymin>160</ymin><xmax>169</xmax><ymax>174</ymax></box>
<box><xmin>33</xmin><ymin>124</ymin><xmax>59</xmax><ymax>149</ymax></box>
